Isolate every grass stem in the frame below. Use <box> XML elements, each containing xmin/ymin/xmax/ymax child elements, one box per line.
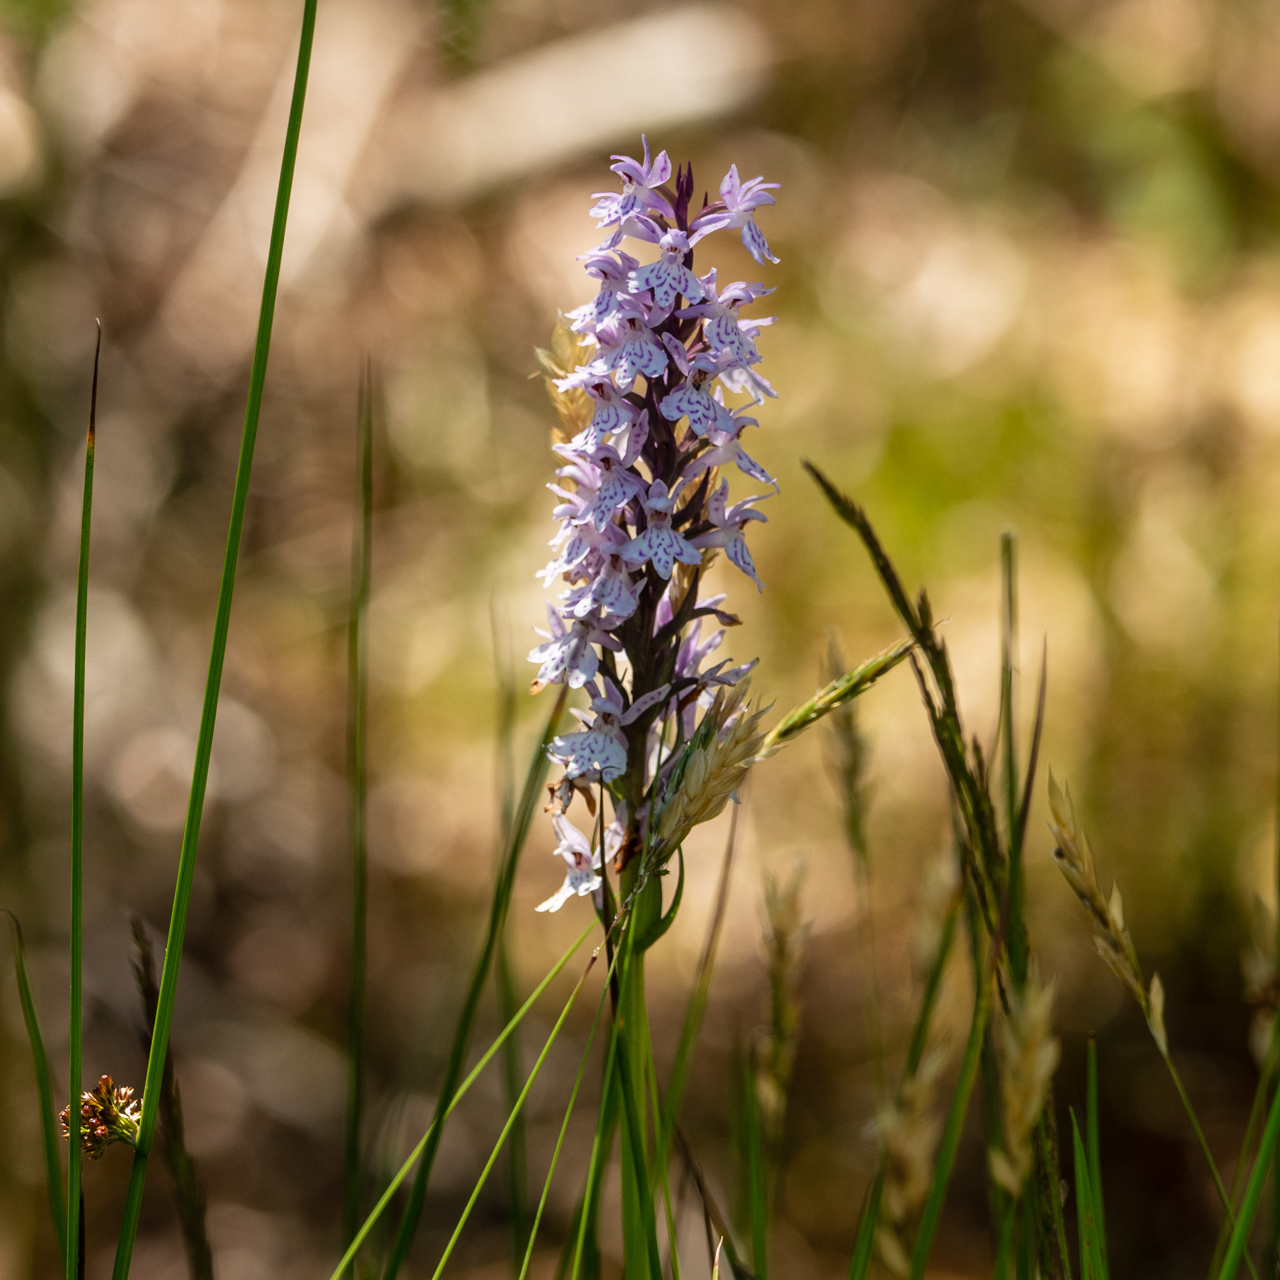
<box><xmin>110</xmin><ymin>7</ymin><xmax>317</xmax><ymax>1276</ymax></box>
<box><xmin>67</xmin><ymin>323</ymin><xmax>99</xmax><ymax>1280</ymax></box>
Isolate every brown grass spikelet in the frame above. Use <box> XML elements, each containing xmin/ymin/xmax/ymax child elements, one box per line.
<box><xmin>870</xmin><ymin>1043</ymin><xmax>949</xmax><ymax>1275</ymax></box>
<box><xmin>1048</xmin><ymin>772</ymin><xmax>1167</xmax><ymax>1054</ymax></box>
<box><xmin>654</xmin><ymin>681</ymin><xmax>766</xmax><ymax>859</ymax></box>
<box><xmin>988</xmin><ymin>970</ymin><xmax>1060</xmax><ymax>1196</ymax></box>
<box><xmin>534</xmin><ymin>317</ymin><xmax>594</xmax><ymax>445</ymax></box>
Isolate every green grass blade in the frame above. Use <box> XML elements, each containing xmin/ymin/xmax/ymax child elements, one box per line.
<box><xmin>741</xmin><ymin>1050</ymin><xmax>768</xmax><ymax>1280</ymax></box>
<box><xmin>999</xmin><ymin>532</ymin><xmax>1028</xmax><ymax>989</ymax></box>
<box><xmin>847</xmin><ymin>1167</ymin><xmax>883</xmax><ymax>1280</ymax></box>
<box><xmin>992</xmin><ymin>1195</ymin><xmax>1017</xmax><ymax>1280</ymax></box>
<box><xmin>110</xmin><ymin>7</ymin><xmax>317</xmax><ymax>1277</ymax></box>
<box><xmin>5</xmin><ymin>912</ymin><xmax>65</xmax><ymax>1261</ymax></box>
<box><xmin>654</xmin><ymin>804</ymin><xmax>741</xmax><ymax>1182</ymax></box>
<box><xmin>380</xmin><ymin>686</ymin><xmax>566</xmax><ymax>1280</ymax></box>
<box><xmin>1086</xmin><ymin>1037</ymin><xmax>1107</xmax><ymax>1271</ymax></box>
<box><xmin>1221</xmin><ymin>1069</ymin><xmax>1280</xmax><ymax>1280</ymax></box>
<box><xmin>67</xmin><ymin>324</ymin><xmax>98</xmax><ymax>1280</ymax></box>
<box><xmin>1161</xmin><ymin>1054</ymin><xmax>1260</xmax><ymax>1280</ymax></box>
<box><xmin>1071</xmin><ymin>1112</ymin><xmax>1105</xmax><ymax>1280</ymax></box>
<box><xmin>518</xmin><ymin>961</ymin><xmax>618</xmax><ymax>1280</ymax></box>
<box><xmin>330</xmin><ymin>920</ymin><xmax>595</xmax><ymax>1280</ymax></box>
<box><xmin>908</xmin><ymin>968</ymin><xmax>994</xmax><ymax>1280</ymax></box>
<box><xmin>569</xmin><ymin>1020</ymin><xmax>620</xmax><ymax>1280</ymax></box>
<box><xmin>343</xmin><ymin>358</ymin><xmax>374</xmax><ymax>1250</ymax></box>
<box><xmin>427</xmin><ymin>955</ymin><xmax>596</xmax><ymax>1280</ymax></box>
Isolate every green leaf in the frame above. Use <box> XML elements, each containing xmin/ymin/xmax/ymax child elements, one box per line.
<box><xmin>111</xmin><ymin>7</ymin><xmax>319</xmax><ymax>1277</ymax></box>
<box><xmin>4</xmin><ymin>912</ymin><xmax>64</xmax><ymax>1262</ymax></box>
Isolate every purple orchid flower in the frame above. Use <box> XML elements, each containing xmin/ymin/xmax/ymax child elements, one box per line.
<box><xmin>590</xmin><ymin>136</ymin><xmax>676</xmax><ymax>228</ymax></box>
<box><xmin>629</xmin><ymin>230</ymin><xmax>704</xmax><ymax>317</ymax></box>
<box><xmin>535</xmin><ymin>814</ymin><xmax>603</xmax><ymax>912</ymax></box>
<box><xmin>691</xmin><ymin>479</ymin><xmax>768</xmax><ymax>590</ymax></box>
<box><xmin>621</xmin><ymin>479</ymin><xmax>703</xmax><ymax>580</ymax></box>
<box><xmin>689</xmin><ymin>164</ymin><xmax>781</xmax><ymax>265</ymax></box>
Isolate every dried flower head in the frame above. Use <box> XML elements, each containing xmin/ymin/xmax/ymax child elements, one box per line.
<box><xmin>988</xmin><ymin>972</ymin><xmax>1060</xmax><ymax>1196</ymax></box>
<box><xmin>1047</xmin><ymin>772</ymin><xmax>1167</xmax><ymax>1054</ymax></box>
<box><xmin>870</xmin><ymin>1040</ymin><xmax>950</xmax><ymax>1274</ymax></box>
<box><xmin>60</xmin><ymin>1075</ymin><xmax>141</xmax><ymax>1159</ymax></box>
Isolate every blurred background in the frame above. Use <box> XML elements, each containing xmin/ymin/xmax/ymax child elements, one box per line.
<box><xmin>2</xmin><ymin>0</ymin><xmax>1280</xmax><ymax>1275</ymax></box>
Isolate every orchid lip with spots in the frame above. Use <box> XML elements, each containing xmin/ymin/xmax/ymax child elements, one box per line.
<box><xmin>528</xmin><ymin>137</ymin><xmax>781</xmax><ymax>910</ymax></box>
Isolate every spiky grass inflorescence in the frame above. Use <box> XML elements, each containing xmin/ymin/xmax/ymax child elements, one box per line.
<box><xmin>989</xmin><ymin>972</ymin><xmax>1060</xmax><ymax>1197</ymax></box>
<box><xmin>653</xmin><ymin>681</ymin><xmax>766</xmax><ymax>862</ymax></box>
<box><xmin>870</xmin><ymin>1044</ymin><xmax>950</xmax><ymax>1276</ymax></box>
<box><xmin>757</xmin><ymin>864</ymin><xmax>808</xmax><ymax>1144</ymax></box>
<box><xmin>1046</xmin><ymin>773</ymin><xmax>1165</xmax><ymax>1052</ymax></box>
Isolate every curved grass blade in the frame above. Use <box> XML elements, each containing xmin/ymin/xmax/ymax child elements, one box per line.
<box><xmin>330</xmin><ymin>919</ymin><xmax>595</xmax><ymax>1280</ymax></box>
<box><xmin>654</xmin><ymin>804</ymin><xmax>741</xmax><ymax>1183</ymax></box>
<box><xmin>427</xmin><ymin>954</ymin><xmax>597</xmax><ymax>1280</ymax></box>
<box><xmin>67</xmin><ymin>323</ymin><xmax>99</xmax><ymax>1280</ymax></box>
<box><xmin>907</xmin><ymin>967</ymin><xmax>994</xmax><ymax>1280</ymax></box>
<box><xmin>518</xmin><ymin>956</ymin><xmax>620</xmax><ymax>1280</ymax></box>
<box><xmin>111</xmin><ymin>7</ymin><xmax>318</xmax><ymax>1276</ymax></box>
<box><xmin>1071</xmin><ymin>1113</ymin><xmax>1105</xmax><ymax>1280</ymax></box>
<box><xmin>343</xmin><ymin>358</ymin><xmax>374</xmax><ymax>1249</ymax></box>
<box><xmin>380</xmin><ymin>685</ymin><xmax>566</xmax><ymax>1280</ymax></box>
<box><xmin>1086</xmin><ymin>1037</ymin><xmax>1106</xmax><ymax>1272</ymax></box>
<box><xmin>741</xmin><ymin>1049</ymin><xmax>768</xmax><ymax>1280</ymax></box>
<box><xmin>1220</xmin><ymin>1068</ymin><xmax>1280</xmax><ymax>1280</ymax></box>
<box><xmin>4</xmin><ymin>912</ymin><xmax>65</xmax><ymax>1261</ymax></box>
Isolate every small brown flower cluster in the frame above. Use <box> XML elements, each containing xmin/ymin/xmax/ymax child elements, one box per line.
<box><xmin>60</xmin><ymin>1075</ymin><xmax>141</xmax><ymax>1159</ymax></box>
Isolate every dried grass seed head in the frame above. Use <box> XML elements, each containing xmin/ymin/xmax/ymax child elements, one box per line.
<box><xmin>988</xmin><ymin>971</ymin><xmax>1061</xmax><ymax>1196</ymax></box>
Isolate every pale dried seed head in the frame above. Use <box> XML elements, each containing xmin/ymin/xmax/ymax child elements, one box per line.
<box><xmin>872</xmin><ymin>1042</ymin><xmax>949</xmax><ymax>1228</ymax></box>
<box><xmin>535</xmin><ymin>318</ymin><xmax>594</xmax><ymax>445</ymax></box>
<box><xmin>988</xmin><ymin>972</ymin><xmax>1060</xmax><ymax>1196</ymax></box>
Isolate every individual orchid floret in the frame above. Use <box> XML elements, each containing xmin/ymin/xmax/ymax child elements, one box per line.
<box><xmin>680</xmin><ymin>277</ymin><xmax>774</xmax><ymax>366</ymax></box>
<box><xmin>577</xmin><ymin>444</ymin><xmax>648</xmax><ymax>530</ymax></box>
<box><xmin>630</xmin><ymin>230</ymin><xmax>704</xmax><ymax>315</ymax></box>
<box><xmin>596</xmin><ymin>311</ymin><xmax>668</xmax><ymax>388</ymax></box>
<box><xmin>660</xmin><ymin>365</ymin><xmax>737</xmax><ymax>438</ymax></box>
<box><xmin>682</xmin><ymin>413</ymin><xmax>777</xmax><ymax>489</ymax></box>
<box><xmin>536</xmin><ymin>815</ymin><xmax>603</xmax><ymax>913</ymax></box>
<box><xmin>621</xmin><ymin>479</ymin><xmax>703</xmax><ymax>579</ymax></box>
<box><xmin>551</xmin><ymin>683</ymin><xmax>630</xmax><ymax>782</ymax></box>
<box><xmin>690</xmin><ymin>164</ymin><xmax>781</xmax><ymax>265</ymax></box>
<box><xmin>590</xmin><ymin>136</ymin><xmax>676</xmax><ymax>228</ymax></box>
<box><xmin>528</xmin><ymin>605</ymin><xmax>622</xmax><ymax>692</ymax></box>
<box><xmin>540</xmin><ymin>516</ymin><xmax>626</xmax><ymax>587</ymax></box>
<box><xmin>692</xmin><ymin>480</ymin><xmax>768</xmax><ymax>591</ymax></box>
<box><xmin>568</xmin><ymin>252</ymin><xmax>640</xmax><ymax>332</ymax></box>
<box><xmin>565</xmin><ymin>551</ymin><xmax>641</xmax><ymax>622</ymax></box>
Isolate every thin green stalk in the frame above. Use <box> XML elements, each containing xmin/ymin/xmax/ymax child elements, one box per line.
<box><xmin>1086</xmin><ymin>1037</ymin><xmax>1106</xmax><ymax>1271</ymax></box>
<box><xmin>330</xmin><ymin>920</ymin><xmax>595</xmax><ymax>1280</ymax></box>
<box><xmin>642</xmin><ymin>1025</ymin><xmax>682</xmax><ymax>1280</ymax></box>
<box><xmin>111</xmin><ymin>9</ymin><xmax>316</xmax><ymax>1277</ymax></box>
<box><xmin>1000</xmin><ymin>532</ymin><xmax>1028</xmax><ymax>989</ymax></box>
<box><xmin>493</xmin><ymin>653</ymin><xmax>528</xmax><ymax>1271</ymax></box>
<box><xmin>849</xmin><ymin>890</ymin><xmax>960</xmax><ymax>1280</ymax></box>
<box><xmin>654</xmin><ymin>802</ymin><xmax>742</xmax><ymax>1182</ymax></box>
<box><xmin>1070</xmin><ymin>1114</ymin><xmax>1105</xmax><ymax>1280</ymax></box>
<box><xmin>1214</xmin><ymin>1018</ymin><xmax>1280</xmax><ymax>1276</ymax></box>
<box><xmin>993</xmin><ymin>1196</ymin><xmax>1017</xmax><ymax>1280</ymax></box>
<box><xmin>570</xmin><ymin>1016</ymin><xmax>621</xmax><ymax>1280</ymax></box>
<box><xmin>67</xmin><ymin>325</ymin><xmax>98</xmax><ymax>1280</ymax></box>
<box><xmin>908</xmin><ymin>966</ymin><xmax>994</xmax><ymax>1280</ymax></box>
<box><xmin>518</xmin><ymin>959</ymin><xmax>619</xmax><ymax>1280</ymax></box>
<box><xmin>381</xmin><ymin>686</ymin><xmax>566</xmax><ymax>1280</ymax></box>
<box><xmin>343</xmin><ymin>358</ymin><xmax>373</xmax><ymax>1250</ymax></box>
<box><xmin>1220</xmin><ymin>1066</ymin><xmax>1280</xmax><ymax>1280</ymax></box>
<box><xmin>5</xmin><ymin>912</ymin><xmax>65</xmax><ymax>1261</ymax></box>
<box><xmin>428</xmin><ymin>955</ymin><xmax>596</xmax><ymax>1280</ymax></box>
<box><xmin>1161</xmin><ymin>1051</ymin><xmax>1259</xmax><ymax>1280</ymax></box>
<box><xmin>741</xmin><ymin>1049</ymin><xmax>768</xmax><ymax>1280</ymax></box>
